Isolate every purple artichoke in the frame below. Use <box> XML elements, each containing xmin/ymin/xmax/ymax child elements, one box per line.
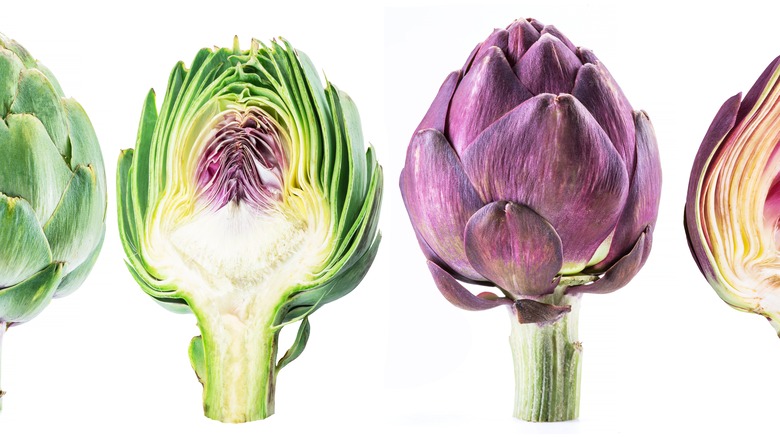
<box><xmin>399</xmin><ymin>18</ymin><xmax>662</xmax><ymax>422</ymax></box>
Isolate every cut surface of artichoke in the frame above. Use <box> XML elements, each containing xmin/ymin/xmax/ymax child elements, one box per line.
<box><xmin>697</xmin><ymin>64</ymin><xmax>780</xmax><ymax>320</ymax></box>
<box><xmin>145</xmin><ymin>103</ymin><xmax>331</xmax><ymax>316</ymax></box>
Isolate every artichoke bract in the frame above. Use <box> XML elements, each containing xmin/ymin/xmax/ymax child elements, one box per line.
<box><xmin>400</xmin><ymin>18</ymin><xmax>661</xmax><ymax>421</ymax></box>
<box><xmin>117</xmin><ymin>38</ymin><xmax>382</xmax><ymax>423</ymax></box>
<box><xmin>0</xmin><ymin>34</ymin><xmax>106</xmax><ymax>410</ymax></box>
<box><xmin>685</xmin><ymin>57</ymin><xmax>780</xmax><ymax>335</ymax></box>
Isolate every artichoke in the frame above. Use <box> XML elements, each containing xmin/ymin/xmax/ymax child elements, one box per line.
<box><xmin>399</xmin><ymin>18</ymin><xmax>661</xmax><ymax>421</ymax></box>
<box><xmin>0</xmin><ymin>34</ymin><xmax>106</xmax><ymax>410</ymax></box>
<box><xmin>685</xmin><ymin>56</ymin><xmax>780</xmax><ymax>335</ymax></box>
<box><xmin>117</xmin><ymin>38</ymin><xmax>382</xmax><ymax>423</ymax></box>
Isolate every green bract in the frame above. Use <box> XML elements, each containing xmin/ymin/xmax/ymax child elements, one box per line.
<box><xmin>117</xmin><ymin>38</ymin><xmax>382</xmax><ymax>423</ymax></box>
<box><xmin>0</xmin><ymin>33</ymin><xmax>106</xmax><ymax>410</ymax></box>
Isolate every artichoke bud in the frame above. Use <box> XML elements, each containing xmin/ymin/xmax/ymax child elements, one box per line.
<box><xmin>399</xmin><ymin>18</ymin><xmax>661</xmax><ymax>422</ymax></box>
<box><xmin>400</xmin><ymin>18</ymin><xmax>661</xmax><ymax>322</ymax></box>
<box><xmin>0</xmin><ymin>33</ymin><xmax>106</xmax><ymax>411</ymax></box>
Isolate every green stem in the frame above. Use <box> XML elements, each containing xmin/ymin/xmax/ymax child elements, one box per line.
<box><xmin>196</xmin><ymin>313</ymin><xmax>279</xmax><ymax>423</ymax></box>
<box><xmin>0</xmin><ymin>322</ymin><xmax>5</xmax><ymax>412</ymax></box>
<box><xmin>510</xmin><ymin>290</ymin><xmax>581</xmax><ymax>422</ymax></box>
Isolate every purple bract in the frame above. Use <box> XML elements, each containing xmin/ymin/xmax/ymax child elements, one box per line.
<box><xmin>400</xmin><ymin>18</ymin><xmax>662</xmax><ymax>322</ymax></box>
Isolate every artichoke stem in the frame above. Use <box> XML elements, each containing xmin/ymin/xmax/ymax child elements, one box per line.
<box><xmin>510</xmin><ymin>290</ymin><xmax>581</xmax><ymax>422</ymax></box>
<box><xmin>196</xmin><ymin>311</ymin><xmax>279</xmax><ymax>423</ymax></box>
<box><xmin>0</xmin><ymin>322</ymin><xmax>5</xmax><ymax>412</ymax></box>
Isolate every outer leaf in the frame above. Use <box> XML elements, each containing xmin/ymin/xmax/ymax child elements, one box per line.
<box><xmin>462</xmin><ymin>93</ymin><xmax>628</xmax><ymax>272</ymax></box>
<box><xmin>447</xmin><ymin>46</ymin><xmax>532</xmax><ymax>155</ymax></box>
<box><xmin>0</xmin><ymin>47</ymin><xmax>23</xmax><ymax>115</ymax></box>
<box><xmin>416</xmin><ymin>70</ymin><xmax>460</xmax><ymax>133</ymax></box>
<box><xmin>0</xmin><ymin>114</ymin><xmax>72</xmax><ymax>224</ymax></box>
<box><xmin>464</xmin><ymin>201</ymin><xmax>563</xmax><ymax>296</ymax></box>
<box><xmin>572</xmin><ymin>62</ymin><xmax>635</xmax><ymax>173</ymax></box>
<box><xmin>513</xmin><ymin>299</ymin><xmax>571</xmax><ymax>324</ymax></box>
<box><xmin>335</xmin><ymin>87</ymin><xmax>368</xmax><ymax>228</ymax></box>
<box><xmin>279</xmin><ymin>231</ymin><xmax>381</xmax><ymax>325</ymax></box>
<box><xmin>327</xmin><ymin>151</ymin><xmax>383</xmax><ymax>273</ymax></box>
<box><xmin>571</xmin><ymin>230</ymin><xmax>648</xmax><ymax>294</ymax></box>
<box><xmin>0</xmin><ymin>262</ymin><xmax>63</xmax><ymax>323</ymax></box>
<box><xmin>130</xmin><ymin>89</ymin><xmax>159</xmax><ymax>219</ymax></box>
<box><xmin>400</xmin><ymin>129</ymin><xmax>483</xmax><ymax>280</ymax></box>
<box><xmin>296</xmin><ymin>50</ymin><xmax>334</xmax><ymax>192</ymax></box>
<box><xmin>144</xmin><ymin>61</ymin><xmax>185</xmax><ymax>217</ymax></box>
<box><xmin>0</xmin><ymin>194</ymin><xmax>51</xmax><ymax>288</ymax></box>
<box><xmin>118</xmin><ymin>135</ymin><xmax>175</xmax><ymax>301</ymax></box>
<box><xmin>35</xmin><ymin>63</ymin><xmax>65</xmax><ymax>97</ymax></box>
<box><xmin>43</xmin><ymin>165</ymin><xmax>104</xmax><ymax>271</ymax></box>
<box><xmin>281</xmin><ymin>40</ymin><xmax>324</xmax><ymax>189</ymax></box>
<box><xmin>10</xmin><ymin>68</ymin><xmax>69</xmax><ymax>157</ymax></box>
<box><xmin>467</xmin><ymin>29</ymin><xmax>510</xmax><ymax>73</ymax></box>
<box><xmin>276</xmin><ymin>318</ymin><xmax>310</xmax><ymax>371</ymax></box>
<box><xmin>54</xmin><ymin>229</ymin><xmax>104</xmax><ymax>298</ymax></box>
<box><xmin>123</xmin><ymin>261</ymin><xmax>187</xmax><ymax>313</ymax></box>
<box><xmin>684</xmin><ymin>93</ymin><xmax>741</xmax><ymax>282</ymax></box>
<box><xmin>117</xmin><ymin>149</ymin><xmax>139</xmax><ymax>259</ymax></box>
<box><xmin>514</xmin><ymin>34</ymin><xmax>582</xmax><ymax>95</ymax></box>
<box><xmin>326</xmin><ymin>85</ymin><xmax>349</xmax><ymax>238</ymax></box>
<box><xmin>427</xmin><ymin>260</ymin><xmax>512</xmax><ymax>311</ymax></box>
<box><xmin>506</xmin><ymin>19</ymin><xmax>541</xmax><ymax>64</ymax></box>
<box><xmin>594</xmin><ymin>111</ymin><xmax>660</xmax><ymax>270</ymax></box>
<box><xmin>64</xmin><ymin>98</ymin><xmax>106</xmax><ymax>198</ymax></box>
<box><xmin>0</xmin><ymin>34</ymin><xmax>34</xmax><ymax>68</ymax></box>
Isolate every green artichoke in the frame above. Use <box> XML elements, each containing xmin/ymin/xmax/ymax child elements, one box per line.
<box><xmin>0</xmin><ymin>33</ymin><xmax>106</xmax><ymax>410</ymax></box>
<box><xmin>117</xmin><ymin>38</ymin><xmax>382</xmax><ymax>423</ymax></box>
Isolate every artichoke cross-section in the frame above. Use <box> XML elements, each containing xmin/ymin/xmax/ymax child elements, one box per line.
<box><xmin>117</xmin><ymin>38</ymin><xmax>382</xmax><ymax>423</ymax></box>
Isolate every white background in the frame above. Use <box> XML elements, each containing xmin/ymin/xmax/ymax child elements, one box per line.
<box><xmin>1</xmin><ymin>0</ymin><xmax>779</xmax><ymax>436</ymax></box>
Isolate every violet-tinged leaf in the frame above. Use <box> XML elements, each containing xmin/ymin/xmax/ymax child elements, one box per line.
<box><xmin>528</xmin><ymin>18</ymin><xmax>545</xmax><ymax>32</ymax></box>
<box><xmin>427</xmin><ymin>260</ymin><xmax>512</xmax><ymax>311</ymax></box>
<box><xmin>401</xmin><ymin>129</ymin><xmax>485</xmax><ymax>280</ymax></box>
<box><xmin>447</xmin><ymin>46</ymin><xmax>532</xmax><ymax>155</ymax></box>
<box><xmin>572</xmin><ymin>63</ymin><xmax>636</xmax><ymax>172</ymax></box>
<box><xmin>684</xmin><ymin>93</ymin><xmax>741</xmax><ymax>281</ymax></box>
<box><xmin>462</xmin><ymin>93</ymin><xmax>628</xmax><ymax>272</ymax></box>
<box><xmin>464</xmin><ymin>201</ymin><xmax>562</xmax><ymax>296</ymax></box>
<box><xmin>540</xmin><ymin>25</ymin><xmax>577</xmax><ymax>53</ymax></box>
<box><xmin>506</xmin><ymin>19</ymin><xmax>541</xmax><ymax>65</ymax></box>
<box><xmin>595</xmin><ymin>110</ymin><xmax>661</xmax><ymax>269</ymax></box>
<box><xmin>466</xmin><ymin>28</ymin><xmax>509</xmax><ymax>74</ymax></box>
<box><xmin>514</xmin><ymin>33</ymin><xmax>582</xmax><ymax>95</ymax></box>
<box><xmin>576</xmin><ymin>47</ymin><xmax>600</xmax><ymax>65</ymax></box>
<box><xmin>416</xmin><ymin>70</ymin><xmax>461</xmax><ymax>133</ymax></box>
<box><xmin>571</xmin><ymin>230</ymin><xmax>648</xmax><ymax>294</ymax></box>
<box><xmin>514</xmin><ymin>299</ymin><xmax>570</xmax><ymax>324</ymax></box>
<box><xmin>736</xmin><ymin>55</ymin><xmax>780</xmax><ymax>124</ymax></box>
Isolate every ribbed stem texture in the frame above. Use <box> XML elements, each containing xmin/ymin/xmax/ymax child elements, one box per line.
<box><xmin>510</xmin><ymin>291</ymin><xmax>581</xmax><ymax>422</ymax></box>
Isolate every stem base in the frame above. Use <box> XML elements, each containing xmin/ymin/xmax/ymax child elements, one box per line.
<box><xmin>510</xmin><ymin>292</ymin><xmax>581</xmax><ymax>422</ymax></box>
<box><xmin>194</xmin><ymin>314</ymin><xmax>279</xmax><ymax>423</ymax></box>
